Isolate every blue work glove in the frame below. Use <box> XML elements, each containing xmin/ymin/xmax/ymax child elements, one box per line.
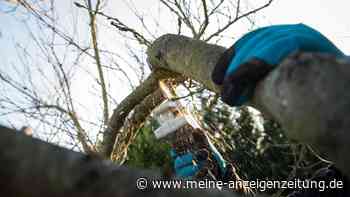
<box><xmin>212</xmin><ymin>23</ymin><xmax>345</xmax><ymax>106</ymax></box>
<box><xmin>170</xmin><ymin>150</ymin><xmax>200</xmax><ymax>178</ymax></box>
<box><xmin>171</xmin><ymin>140</ymin><xmax>226</xmax><ymax>179</ymax></box>
<box><xmin>171</xmin><ymin>144</ymin><xmax>254</xmax><ymax>195</ymax></box>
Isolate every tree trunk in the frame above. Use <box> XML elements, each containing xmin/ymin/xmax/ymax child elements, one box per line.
<box><xmin>147</xmin><ymin>34</ymin><xmax>350</xmax><ymax>178</ymax></box>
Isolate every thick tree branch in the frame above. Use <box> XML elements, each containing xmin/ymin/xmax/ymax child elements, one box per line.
<box><xmin>110</xmin><ymin>89</ymin><xmax>165</xmax><ymax>163</ymax></box>
<box><xmin>147</xmin><ymin>34</ymin><xmax>225</xmax><ymax>92</ymax></box>
<box><xmin>147</xmin><ymin>34</ymin><xmax>350</xmax><ymax>178</ymax></box>
<box><xmin>100</xmin><ymin>69</ymin><xmax>175</xmax><ymax>158</ymax></box>
<box><xmin>0</xmin><ymin>125</ymin><xmax>243</xmax><ymax>197</ymax></box>
<box><xmin>253</xmin><ymin>53</ymin><xmax>350</xmax><ymax>177</ymax></box>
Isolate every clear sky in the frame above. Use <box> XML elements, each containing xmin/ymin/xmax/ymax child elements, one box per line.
<box><xmin>260</xmin><ymin>0</ymin><xmax>350</xmax><ymax>52</ymax></box>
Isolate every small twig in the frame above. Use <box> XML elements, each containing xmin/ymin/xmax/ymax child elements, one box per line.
<box><xmin>74</xmin><ymin>2</ymin><xmax>151</xmax><ymax>47</ymax></box>
<box><xmin>205</xmin><ymin>0</ymin><xmax>274</xmax><ymax>41</ymax></box>
<box><xmin>235</xmin><ymin>0</ymin><xmax>241</xmax><ymax>19</ymax></box>
<box><xmin>159</xmin><ymin>0</ymin><xmax>198</xmax><ymax>37</ymax></box>
<box><xmin>307</xmin><ymin>145</ymin><xmax>333</xmax><ymax>164</ymax></box>
<box><xmin>171</xmin><ymin>88</ymin><xmax>204</xmax><ymax>100</ymax></box>
<box><xmin>196</xmin><ymin>0</ymin><xmax>209</xmax><ymax>39</ymax></box>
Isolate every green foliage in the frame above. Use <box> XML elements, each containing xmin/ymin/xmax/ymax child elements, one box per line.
<box><xmin>200</xmin><ymin>95</ymin><xmax>327</xmax><ymax>195</ymax></box>
<box><xmin>125</xmin><ymin>124</ymin><xmax>172</xmax><ymax>170</ymax></box>
<box><xmin>227</xmin><ymin>109</ymin><xmax>294</xmax><ymax>180</ymax></box>
<box><xmin>201</xmin><ymin>98</ymin><xmax>295</xmax><ymax>180</ymax></box>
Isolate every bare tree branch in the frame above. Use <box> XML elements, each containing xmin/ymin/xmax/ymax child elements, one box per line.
<box><xmin>147</xmin><ymin>34</ymin><xmax>225</xmax><ymax>92</ymax></box>
<box><xmin>110</xmin><ymin>89</ymin><xmax>164</xmax><ymax>163</ymax></box>
<box><xmin>99</xmin><ymin>69</ymin><xmax>176</xmax><ymax>158</ymax></box>
<box><xmin>19</xmin><ymin>0</ymin><xmax>95</xmax><ymax>58</ymax></box>
<box><xmin>196</xmin><ymin>0</ymin><xmax>209</xmax><ymax>39</ymax></box>
<box><xmin>74</xmin><ymin>1</ymin><xmax>151</xmax><ymax>47</ymax></box>
<box><xmin>86</xmin><ymin>0</ymin><xmax>109</xmax><ymax>125</ymax></box>
<box><xmin>0</xmin><ymin>125</ymin><xmax>244</xmax><ymax>197</ymax></box>
<box><xmin>205</xmin><ymin>0</ymin><xmax>274</xmax><ymax>41</ymax></box>
<box><xmin>159</xmin><ymin>0</ymin><xmax>198</xmax><ymax>37</ymax></box>
<box><xmin>174</xmin><ymin>0</ymin><xmax>198</xmax><ymax>37</ymax></box>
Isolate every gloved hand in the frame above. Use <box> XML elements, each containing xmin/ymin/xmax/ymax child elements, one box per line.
<box><xmin>170</xmin><ymin>139</ymin><xmax>226</xmax><ymax>179</ymax></box>
<box><xmin>170</xmin><ymin>150</ymin><xmax>200</xmax><ymax>178</ymax></box>
<box><xmin>212</xmin><ymin>24</ymin><xmax>345</xmax><ymax>107</ymax></box>
<box><xmin>219</xmin><ymin>58</ymin><xmax>273</xmax><ymax>106</ymax></box>
<box><xmin>171</xmin><ymin>142</ymin><xmax>255</xmax><ymax>195</ymax></box>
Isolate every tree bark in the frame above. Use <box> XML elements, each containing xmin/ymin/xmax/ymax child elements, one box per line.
<box><xmin>147</xmin><ymin>34</ymin><xmax>350</xmax><ymax>178</ymax></box>
<box><xmin>100</xmin><ymin>69</ymin><xmax>173</xmax><ymax>158</ymax></box>
<box><xmin>147</xmin><ymin>34</ymin><xmax>225</xmax><ymax>92</ymax></box>
<box><xmin>0</xmin><ymin>125</ymin><xmax>242</xmax><ymax>197</ymax></box>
